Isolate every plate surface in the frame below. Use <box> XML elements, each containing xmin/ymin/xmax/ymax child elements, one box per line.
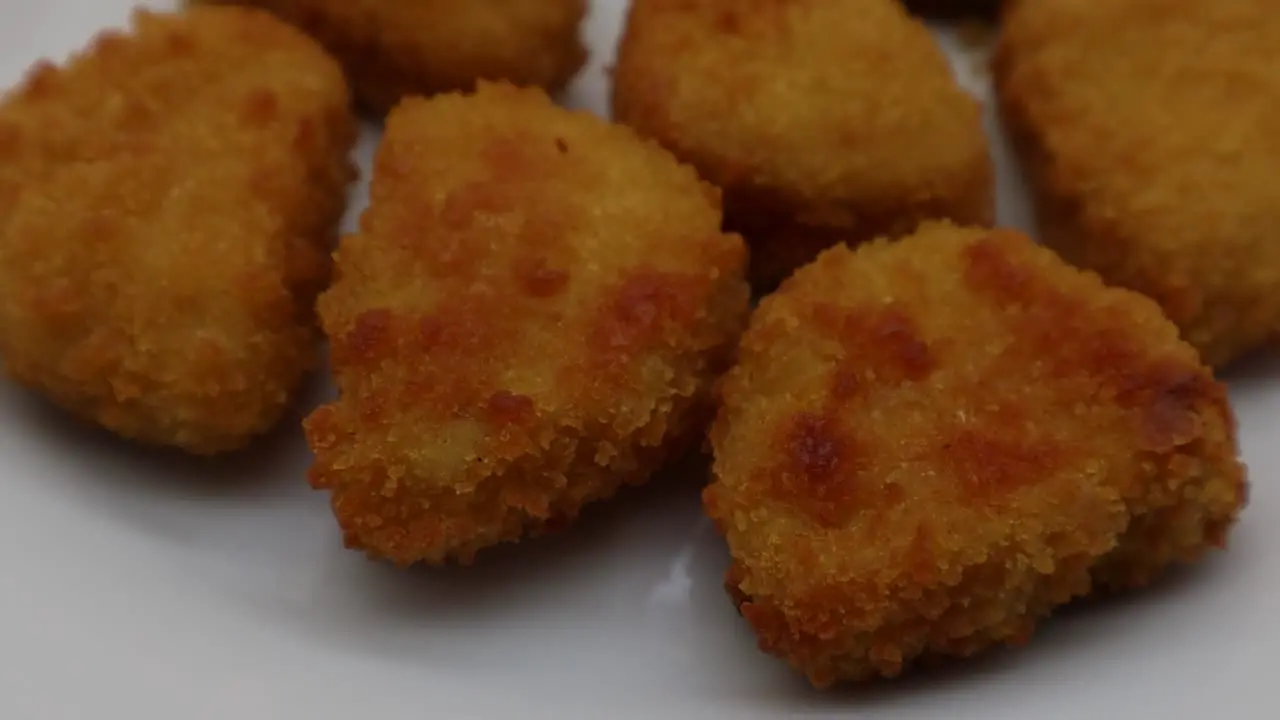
<box><xmin>0</xmin><ymin>2</ymin><xmax>1276</xmax><ymax>718</ymax></box>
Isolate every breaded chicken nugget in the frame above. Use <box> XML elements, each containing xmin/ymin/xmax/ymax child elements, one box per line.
<box><xmin>612</xmin><ymin>0</ymin><xmax>993</xmax><ymax>288</ymax></box>
<box><xmin>0</xmin><ymin>7</ymin><xmax>355</xmax><ymax>454</ymax></box>
<box><xmin>304</xmin><ymin>82</ymin><xmax>749</xmax><ymax>566</ymax></box>
<box><xmin>191</xmin><ymin>0</ymin><xmax>587</xmax><ymax>115</ymax></box>
<box><xmin>705</xmin><ymin>222</ymin><xmax>1246</xmax><ymax>687</ymax></box>
<box><xmin>995</xmin><ymin>0</ymin><xmax>1280</xmax><ymax>368</ymax></box>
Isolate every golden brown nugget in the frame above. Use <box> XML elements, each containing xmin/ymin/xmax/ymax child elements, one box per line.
<box><xmin>192</xmin><ymin>0</ymin><xmax>587</xmax><ymax>115</ymax></box>
<box><xmin>995</xmin><ymin>0</ymin><xmax>1280</xmax><ymax>368</ymax></box>
<box><xmin>705</xmin><ymin>222</ymin><xmax>1246</xmax><ymax>687</ymax></box>
<box><xmin>0</xmin><ymin>7</ymin><xmax>356</xmax><ymax>454</ymax></box>
<box><xmin>304</xmin><ymin>83</ymin><xmax>749</xmax><ymax>566</ymax></box>
<box><xmin>612</xmin><ymin>0</ymin><xmax>993</xmax><ymax>288</ymax></box>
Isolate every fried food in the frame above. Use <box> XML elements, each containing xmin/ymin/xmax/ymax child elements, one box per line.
<box><xmin>995</xmin><ymin>0</ymin><xmax>1280</xmax><ymax>368</ymax></box>
<box><xmin>704</xmin><ymin>222</ymin><xmax>1246</xmax><ymax>687</ymax></box>
<box><xmin>612</xmin><ymin>0</ymin><xmax>993</xmax><ymax>288</ymax></box>
<box><xmin>304</xmin><ymin>82</ymin><xmax>749</xmax><ymax>566</ymax></box>
<box><xmin>191</xmin><ymin>0</ymin><xmax>588</xmax><ymax>115</ymax></box>
<box><xmin>0</xmin><ymin>7</ymin><xmax>355</xmax><ymax>454</ymax></box>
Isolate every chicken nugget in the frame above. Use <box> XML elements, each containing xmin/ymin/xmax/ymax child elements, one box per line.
<box><xmin>0</xmin><ymin>7</ymin><xmax>356</xmax><ymax>454</ymax></box>
<box><xmin>191</xmin><ymin>0</ymin><xmax>588</xmax><ymax>115</ymax></box>
<box><xmin>304</xmin><ymin>82</ymin><xmax>749</xmax><ymax>566</ymax></box>
<box><xmin>704</xmin><ymin>222</ymin><xmax>1246</xmax><ymax>687</ymax></box>
<box><xmin>995</xmin><ymin>0</ymin><xmax>1280</xmax><ymax>368</ymax></box>
<box><xmin>612</xmin><ymin>0</ymin><xmax>993</xmax><ymax>288</ymax></box>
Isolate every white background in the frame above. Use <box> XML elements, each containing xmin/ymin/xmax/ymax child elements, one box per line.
<box><xmin>0</xmin><ymin>1</ymin><xmax>1276</xmax><ymax>718</ymax></box>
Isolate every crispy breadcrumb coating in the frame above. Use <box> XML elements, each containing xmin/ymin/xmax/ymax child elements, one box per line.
<box><xmin>304</xmin><ymin>82</ymin><xmax>749</xmax><ymax>566</ymax></box>
<box><xmin>705</xmin><ymin>222</ymin><xmax>1246</xmax><ymax>687</ymax></box>
<box><xmin>612</xmin><ymin>0</ymin><xmax>993</xmax><ymax>288</ymax></box>
<box><xmin>0</xmin><ymin>7</ymin><xmax>356</xmax><ymax>454</ymax></box>
<box><xmin>995</xmin><ymin>0</ymin><xmax>1280</xmax><ymax>368</ymax></box>
<box><xmin>191</xmin><ymin>0</ymin><xmax>588</xmax><ymax>115</ymax></box>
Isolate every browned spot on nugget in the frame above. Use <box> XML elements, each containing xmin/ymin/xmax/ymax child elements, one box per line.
<box><xmin>770</xmin><ymin>411</ymin><xmax>877</xmax><ymax>526</ymax></box>
<box><xmin>819</xmin><ymin>303</ymin><xmax>935</xmax><ymax>387</ymax></box>
<box><xmin>1031</xmin><ymin>312</ymin><xmax>1221</xmax><ymax>456</ymax></box>
<box><xmin>710</xmin><ymin>1</ymin><xmax>792</xmax><ymax>39</ymax></box>
<box><xmin>242</xmin><ymin>89</ymin><xmax>280</xmax><ymax>126</ymax></box>
<box><xmin>484</xmin><ymin>135</ymin><xmax>545</xmax><ymax>182</ymax></box>
<box><xmin>854</xmin><ymin>307</ymin><xmax>935</xmax><ymax>382</ymax></box>
<box><xmin>291</xmin><ymin>116</ymin><xmax>318</xmax><ymax>154</ymax></box>
<box><xmin>334</xmin><ymin>309</ymin><xmax>394</xmax><ymax>367</ymax></box>
<box><xmin>164</xmin><ymin>29</ymin><xmax>196</xmax><ymax>55</ymax></box>
<box><xmin>715</xmin><ymin>9</ymin><xmax>743</xmax><ymax>33</ymax></box>
<box><xmin>1114</xmin><ymin>364</ymin><xmax>1212</xmax><ymax>452</ymax></box>
<box><xmin>81</xmin><ymin>214</ymin><xmax>121</xmax><ymax>247</ymax></box>
<box><xmin>419</xmin><ymin>301</ymin><xmax>509</xmax><ymax>361</ymax></box>
<box><xmin>487</xmin><ymin>390</ymin><xmax>536</xmax><ymax>425</ymax></box>
<box><xmin>943</xmin><ymin>427</ymin><xmax>1064</xmax><ymax>503</ymax></box>
<box><xmin>830</xmin><ymin>366</ymin><xmax>861</xmax><ymax>401</ymax></box>
<box><xmin>514</xmin><ymin>256</ymin><xmax>569</xmax><ymax>298</ymax></box>
<box><xmin>962</xmin><ymin>234</ymin><xmax>1038</xmax><ymax>306</ymax></box>
<box><xmin>554</xmin><ymin>137</ymin><xmax>569</xmax><ymax>154</ymax></box>
<box><xmin>592</xmin><ymin>270</ymin><xmax>696</xmax><ymax>352</ymax></box>
<box><xmin>416</xmin><ymin>315</ymin><xmax>444</xmax><ymax>348</ymax></box>
<box><xmin>1074</xmin><ymin>327</ymin><xmax>1144</xmax><ymax>380</ymax></box>
<box><xmin>356</xmin><ymin>295</ymin><xmax>530</xmax><ymax>422</ymax></box>
<box><xmin>789</xmin><ymin>413</ymin><xmax>843</xmax><ymax>480</ymax></box>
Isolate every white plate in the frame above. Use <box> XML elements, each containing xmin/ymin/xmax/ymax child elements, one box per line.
<box><xmin>1</xmin><ymin>2</ymin><xmax>1276</xmax><ymax>718</ymax></box>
